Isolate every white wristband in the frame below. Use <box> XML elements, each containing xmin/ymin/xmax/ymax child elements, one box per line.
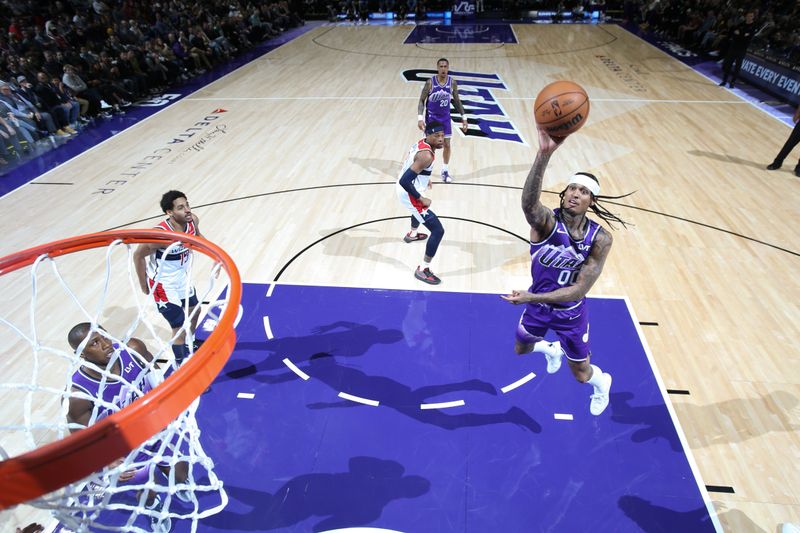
<box><xmin>418</xmin><ymin>115</ymin><xmax>424</xmax><ymax>121</ymax></box>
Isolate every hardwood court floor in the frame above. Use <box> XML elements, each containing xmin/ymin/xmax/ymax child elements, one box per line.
<box><xmin>0</xmin><ymin>22</ymin><xmax>798</xmax><ymax>532</ymax></box>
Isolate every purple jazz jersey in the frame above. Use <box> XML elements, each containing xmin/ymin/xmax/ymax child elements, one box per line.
<box><xmin>425</xmin><ymin>75</ymin><xmax>453</xmax><ymax>136</ymax></box>
<box><xmin>518</xmin><ymin>209</ymin><xmax>602</xmax><ymax>360</ymax></box>
<box><xmin>71</xmin><ymin>344</ymin><xmax>151</xmax><ymax>423</ymax></box>
<box><xmin>71</xmin><ymin>344</ymin><xmax>172</xmax><ymax>468</ymax></box>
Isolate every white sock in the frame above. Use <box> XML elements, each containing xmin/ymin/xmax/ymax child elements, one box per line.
<box><xmin>442</xmin><ymin>164</ymin><xmax>449</xmax><ymax>172</ymax></box>
<box><xmin>423</xmin><ymin>258</ymin><xmax>433</xmax><ymax>270</ymax></box>
<box><xmin>533</xmin><ymin>340</ymin><xmax>555</xmax><ymax>354</ymax></box>
<box><xmin>587</xmin><ymin>364</ymin><xmax>605</xmax><ymax>389</ymax></box>
<box><xmin>409</xmin><ymin>228</ymin><xmax>417</xmax><ymax>237</ymax></box>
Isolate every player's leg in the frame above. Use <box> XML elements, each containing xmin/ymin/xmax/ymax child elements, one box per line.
<box><xmin>159</xmin><ymin>294</ymin><xmax>198</xmax><ymax>368</ymax></box>
<box><xmin>404</xmin><ymin>214</ymin><xmax>429</xmax><ymax>243</ymax></box>
<box><xmin>441</xmin><ymin>120</ymin><xmax>453</xmax><ymax>182</ymax></box>
<box><xmin>515</xmin><ymin>306</ymin><xmax>564</xmax><ymax>373</ymax></box>
<box><xmin>124</xmin><ymin>464</ymin><xmax>173</xmax><ymax>530</ymax></box>
<box><xmin>150</xmin><ymin>430</ymin><xmax>193</xmax><ymax>502</ymax></box>
<box><xmin>159</xmin><ymin>303</ymin><xmax>189</xmax><ymax>365</ymax></box>
<box><xmin>157</xmin><ymin>462</ymin><xmax>189</xmax><ymax>486</ymax></box>
<box><xmin>186</xmin><ymin>292</ymin><xmax>203</xmax><ymax>350</ymax></box>
<box><xmin>554</xmin><ymin>309</ymin><xmax>612</xmax><ymax>415</ymax></box>
<box><xmin>414</xmin><ymin>210</ymin><xmax>445</xmax><ymax>284</ymax></box>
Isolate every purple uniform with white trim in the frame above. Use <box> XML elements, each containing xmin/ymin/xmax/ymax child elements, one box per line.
<box><xmin>71</xmin><ymin>345</ymin><xmax>152</xmax><ymax>422</ymax></box>
<box><xmin>71</xmin><ymin>344</ymin><xmax>170</xmax><ymax>474</ymax></box>
<box><xmin>516</xmin><ymin>209</ymin><xmax>602</xmax><ymax>361</ymax></box>
<box><xmin>425</xmin><ymin>76</ymin><xmax>453</xmax><ymax>137</ymax></box>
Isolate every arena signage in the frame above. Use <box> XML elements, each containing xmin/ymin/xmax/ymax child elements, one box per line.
<box><xmin>740</xmin><ymin>55</ymin><xmax>800</xmax><ymax>106</ymax></box>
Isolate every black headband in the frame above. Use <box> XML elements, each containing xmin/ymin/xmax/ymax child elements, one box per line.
<box><xmin>425</xmin><ymin>122</ymin><xmax>444</xmax><ymax>134</ymax></box>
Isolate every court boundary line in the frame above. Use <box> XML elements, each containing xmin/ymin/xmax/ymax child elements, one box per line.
<box><xmin>622</xmin><ymin>295</ymin><xmax>724</xmax><ymax>532</ymax></box>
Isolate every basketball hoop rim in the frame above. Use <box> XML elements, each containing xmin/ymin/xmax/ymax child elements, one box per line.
<box><xmin>0</xmin><ymin>229</ymin><xmax>242</xmax><ymax>509</ymax></box>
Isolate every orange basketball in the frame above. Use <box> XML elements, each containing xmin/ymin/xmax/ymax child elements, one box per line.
<box><xmin>533</xmin><ymin>81</ymin><xmax>590</xmax><ymax>138</ymax></box>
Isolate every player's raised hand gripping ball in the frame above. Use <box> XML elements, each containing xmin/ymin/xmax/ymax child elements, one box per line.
<box><xmin>534</xmin><ymin>81</ymin><xmax>590</xmax><ymax>138</ymax></box>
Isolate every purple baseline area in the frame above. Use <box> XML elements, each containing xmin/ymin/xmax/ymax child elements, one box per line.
<box><xmin>174</xmin><ymin>283</ymin><xmax>717</xmax><ymax>533</ymax></box>
<box><xmin>0</xmin><ymin>22</ymin><xmax>322</xmax><ymax>198</ymax></box>
<box><xmin>404</xmin><ymin>23</ymin><xmax>518</xmax><ymax>44</ymax></box>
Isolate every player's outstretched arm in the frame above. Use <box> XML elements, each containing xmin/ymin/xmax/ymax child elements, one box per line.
<box><xmin>522</xmin><ymin>128</ymin><xmax>564</xmax><ymax>240</ymax></box>
<box><xmin>501</xmin><ymin>228</ymin><xmax>613</xmax><ymax>305</ymax></box>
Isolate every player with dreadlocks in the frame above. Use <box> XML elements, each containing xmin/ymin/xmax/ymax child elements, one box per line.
<box><xmin>502</xmin><ymin>128</ymin><xmax>632</xmax><ymax>416</ymax></box>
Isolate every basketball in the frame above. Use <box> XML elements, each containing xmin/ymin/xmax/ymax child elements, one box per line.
<box><xmin>533</xmin><ymin>81</ymin><xmax>590</xmax><ymax>138</ymax></box>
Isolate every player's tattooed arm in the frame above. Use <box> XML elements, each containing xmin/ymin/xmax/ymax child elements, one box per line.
<box><xmin>502</xmin><ymin>229</ymin><xmax>613</xmax><ymax>305</ymax></box>
<box><xmin>417</xmin><ymin>79</ymin><xmax>431</xmax><ymax>116</ymax></box>
<box><xmin>521</xmin><ymin>150</ymin><xmax>555</xmax><ymax>238</ymax></box>
<box><xmin>451</xmin><ymin>79</ymin><xmax>466</xmax><ymax>117</ymax></box>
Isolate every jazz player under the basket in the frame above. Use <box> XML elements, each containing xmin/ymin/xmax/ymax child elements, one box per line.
<box><xmin>66</xmin><ymin>323</ymin><xmax>189</xmax><ymax>532</ymax></box>
<box><xmin>134</xmin><ymin>190</ymin><xmax>204</xmax><ymax>368</ymax></box>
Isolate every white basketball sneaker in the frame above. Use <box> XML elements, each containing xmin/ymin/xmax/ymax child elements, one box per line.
<box><xmin>589</xmin><ymin>372</ymin><xmax>612</xmax><ymax>416</ymax></box>
<box><xmin>152</xmin><ymin>516</ymin><xmax>172</xmax><ymax>533</ymax></box>
<box><xmin>542</xmin><ymin>341</ymin><xmax>563</xmax><ymax>374</ymax></box>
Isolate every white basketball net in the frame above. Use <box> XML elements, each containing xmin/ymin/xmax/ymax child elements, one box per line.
<box><xmin>0</xmin><ymin>237</ymin><xmax>233</xmax><ymax>532</ymax></box>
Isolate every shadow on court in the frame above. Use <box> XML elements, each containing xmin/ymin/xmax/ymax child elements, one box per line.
<box><xmin>253</xmin><ymin>353</ymin><xmax>541</xmax><ymax>433</ymax></box>
<box><xmin>619</xmin><ymin>495</ymin><xmax>768</xmax><ymax>533</ymax></box>
<box><xmin>203</xmin><ymin>456</ymin><xmax>430</xmax><ymax>532</ymax></box>
<box><xmin>676</xmin><ymin>390</ymin><xmax>799</xmax><ymax>448</ymax></box>
<box><xmin>219</xmin><ymin>321</ymin><xmax>402</xmax><ymax>381</ymax></box>
<box><xmin>687</xmin><ymin>150</ymin><xmax>769</xmax><ymax>171</ymax></box>
<box><xmin>610</xmin><ymin>391</ymin><xmax>683</xmax><ymax>452</ymax></box>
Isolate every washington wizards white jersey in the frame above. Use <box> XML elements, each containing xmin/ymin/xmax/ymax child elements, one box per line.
<box><xmin>146</xmin><ymin>219</ymin><xmax>197</xmax><ymax>304</ymax></box>
<box><xmin>395</xmin><ymin>139</ymin><xmax>435</xmax><ymax>220</ymax></box>
<box><xmin>396</xmin><ymin>139</ymin><xmax>434</xmax><ymax>196</ymax></box>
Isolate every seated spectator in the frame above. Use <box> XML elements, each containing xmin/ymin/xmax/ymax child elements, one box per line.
<box><xmin>16</xmin><ymin>75</ymin><xmax>70</xmax><ymax>137</ymax></box>
<box><xmin>0</xmin><ymin>0</ymin><xmax>305</xmax><ymax>171</ymax></box>
<box><xmin>62</xmin><ymin>64</ymin><xmax>103</xmax><ymax>118</ymax></box>
<box><xmin>0</xmin><ymin>81</ymin><xmax>43</xmax><ymax>146</ymax></box>
<box><xmin>34</xmin><ymin>71</ymin><xmax>77</xmax><ymax>135</ymax></box>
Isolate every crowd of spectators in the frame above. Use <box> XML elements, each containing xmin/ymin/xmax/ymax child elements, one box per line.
<box><xmin>0</xmin><ymin>0</ymin><xmax>304</xmax><ymax>173</ymax></box>
<box><xmin>623</xmin><ymin>0</ymin><xmax>800</xmax><ymax>68</ymax></box>
<box><xmin>308</xmin><ymin>0</ymin><xmax>446</xmax><ymax>22</ymax></box>
<box><xmin>2</xmin><ymin>0</ymin><xmax>796</xmax><ymax>174</ymax></box>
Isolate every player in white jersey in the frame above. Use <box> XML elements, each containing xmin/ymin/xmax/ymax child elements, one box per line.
<box><xmin>134</xmin><ymin>190</ymin><xmax>204</xmax><ymax>366</ymax></box>
<box><xmin>396</xmin><ymin>121</ymin><xmax>446</xmax><ymax>284</ymax></box>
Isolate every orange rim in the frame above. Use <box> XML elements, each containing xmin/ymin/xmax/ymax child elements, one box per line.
<box><xmin>0</xmin><ymin>230</ymin><xmax>241</xmax><ymax>509</ymax></box>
